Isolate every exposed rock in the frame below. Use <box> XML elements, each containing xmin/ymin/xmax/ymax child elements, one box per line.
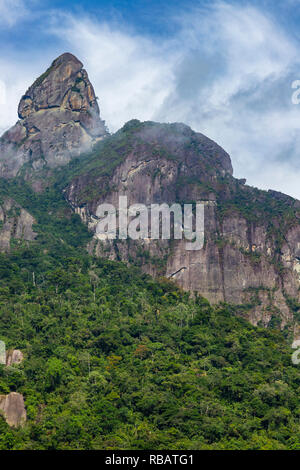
<box><xmin>0</xmin><ymin>53</ymin><xmax>108</xmax><ymax>178</ymax></box>
<box><xmin>0</xmin><ymin>392</ymin><xmax>26</xmax><ymax>427</ymax></box>
<box><xmin>0</xmin><ymin>197</ymin><xmax>37</xmax><ymax>252</ymax></box>
<box><xmin>6</xmin><ymin>350</ymin><xmax>24</xmax><ymax>367</ymax></box>
<box><xmin>65</xmin><ymin>120</ymin><xmax>300</xmax><ymax>329</ymax></box>
<box><xmin>0</xmin><ymin>50</ymin><xmax>299</xmax><ymax>330</ymax></box>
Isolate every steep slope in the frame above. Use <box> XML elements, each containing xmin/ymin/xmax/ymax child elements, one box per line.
<box><xmin>0</xmin><ymin>247</ymin><xmax>300</xmax><ymax>450</ymax></box>
<box><xmin>1</xmin><ymin>54</ymin><xmax>300</xmax><ymax>451</ymax></box>
<box><xmin>0</xmin><ymin>53</ymin><xmax>107</xmax><ymax>179</ymax></box>
<box><xmin>0</xmin><ymin>54</ymin><xmax>300</xmax><ymax>332</ymax></box>
<box><xmin>62</xmin><ymin>120</ymin><xmax>300</xmax><ymax>331</ymax></box>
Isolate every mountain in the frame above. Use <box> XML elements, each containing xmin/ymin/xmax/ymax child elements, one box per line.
<box><xmin>63</xmin><ymin>120</ymin><xmax>300</xmax><ymax>334</ymax></box>
<box><xmin>0</xmin><ymin>54</ymin><xmax>300</xmax><ymax>335</ymax></box>
<box><xmin>0</xmin><ymin>53</ymin><xmax>107</xmax><ymax>180</ymax></box>
<box><xmin>1</xmin><ymin>53</ymin><xmax>300</xmax><ymax>450</ymax></box>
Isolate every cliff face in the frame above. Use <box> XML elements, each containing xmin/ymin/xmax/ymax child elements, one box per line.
<box><xmin>1</xmin><ymin>54</ymin><xmax>300</xmax><ymax>331</ymax></box>
<box><xmin>0</xmin><ymin>53</ymin><xmax>107</xmax><ymax>178</ymax></box>
<box><xmin>65</xmin><ymin>121</ymin><xmax>300</xmax><ymax>331</ymax></box>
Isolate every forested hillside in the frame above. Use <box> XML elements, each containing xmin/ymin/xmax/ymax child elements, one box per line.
<box><xmin>1</xmin><ymin>53</ymin><xmax>300</xmax><ymax>451</ymax></box>
<box><xmin>1</xmin><ymin>236</ymin><xmax>300</xmax><ymax>449</ymax></box>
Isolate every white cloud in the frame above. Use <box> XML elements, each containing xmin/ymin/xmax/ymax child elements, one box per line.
<box><xmin>154</xmin><ymin>2</ymin><xmax>300</xmax><ymax>198</ymax></box>
<box><xmin>0</xmin><ymin>58</ymin><xmax>45</xmax><ymax>135</ymax></box>
<box><xmin>0</xmin><ymin>0</ymin><xmax>27</xmax><ymax>27</ymax></box>
<box><xmin>48</xmin><ymin>14</ymin><xmax>177</xmax><ymax>133</ymax></box>
<box><xmin>1</xmin><ymin>1</ymin><xmax>300</xmax><ymax>199</ymax></box>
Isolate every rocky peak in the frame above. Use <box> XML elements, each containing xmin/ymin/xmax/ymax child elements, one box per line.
<box><xmin>18</xmin><ymin>53</ymin><xmax>84</xmax><ymax>118</ymax></box>
<box><xmin>0</xmin><ymin>52</ymin><xmax>108</xmax><ymax>178</ymax></box>
<box><xmin>64</xmin><ymin>119</ymin><xmax>300</xmax><ymax>330</ymax></box>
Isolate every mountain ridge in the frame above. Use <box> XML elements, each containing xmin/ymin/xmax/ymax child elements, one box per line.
<box><xmin>0</xmin><ymin>53</ymin><xmax>300</xmax><ymax>334</ymax></box>
<box><xmin>1</xmin><ymin>53</ymin><xmax>300</xmax><ymax>451</ymax></box>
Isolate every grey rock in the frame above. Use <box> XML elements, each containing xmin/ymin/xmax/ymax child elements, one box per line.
<box><xmin>0</xmin><ymin>53</ymin><xmax>108</xmax><ymax>177</ymax></box>
<box><xmin>0</xmin><ymin>197</ymin><xmax>37</xmax><ymax>252</ymax></box>
<box><xmin>0</xmin><ymin>392</ymin><xmax>26</xmax><ymax>427</ymax></box>
<box><xmin>6</xmin><ymin>350</ymin><xmax>24</xmax><ymax>367</ymax></box>
<box><xmin>65</xmin><ymin>120</ymin><xmax>300</xmax><ymax>329</ymax></box>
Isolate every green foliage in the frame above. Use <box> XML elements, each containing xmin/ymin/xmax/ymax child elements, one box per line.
<box><xmin>216</xmin><ymin>178</ymin><xmax>300</xmax><ymax>250</ymax></box>
<box><xmin>0</xmin><ymin>243</ymin><xmax>300</xmax><ymax>449</ymax></box>
<box><xmin>0</xmin><ymin>178</ymin><xmax>92</xmax><ymax>250</ymax></box>
<box><xmin>0</xmin><ymin>120</ymin><xmax>300</xmax><ymax>450</ymax></box>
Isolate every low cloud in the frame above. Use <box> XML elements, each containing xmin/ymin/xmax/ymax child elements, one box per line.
<box><xmin>154</xmin><ymin>2</ymin><xmax>300</xmax><ymax>198</ymax></box>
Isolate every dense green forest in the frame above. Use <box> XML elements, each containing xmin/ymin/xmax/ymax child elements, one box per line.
<box><xmin>0</xmin><ymin>164</ymin><xmax>299</xmax><ymax>450</ymax></box>
<box><xmin>1</xmin><ymin>238</ymin><xmax>300</xmax><ymax>450</ymax></box>
<box><xmin>1</xmin><ymin>41</ymin><xmax>300</xmax><ymax>451</ymax></box>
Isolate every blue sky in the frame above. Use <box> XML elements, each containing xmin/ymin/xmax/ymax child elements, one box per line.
<box><xmin>1</xmin><ymin>0</ymin><xmax>300</xmax><ymax>198</ymax></box>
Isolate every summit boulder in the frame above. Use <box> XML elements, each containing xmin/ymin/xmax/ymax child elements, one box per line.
<box><xmin>0</xmin><ymin>53</ymin><xmax>107</xmax><ymax>177</ymax></box>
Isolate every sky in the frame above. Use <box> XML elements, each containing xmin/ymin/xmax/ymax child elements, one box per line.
<box><xmin>1</xmin><ymin>0</ymin><xmax>300</xmax><ymax>198</ymax></box>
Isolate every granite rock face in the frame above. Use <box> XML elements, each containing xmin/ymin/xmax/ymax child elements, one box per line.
<box><xmin>6</xmin><ymin>350</ymin><xmax>24</xmax><ymax>367</ymax></box>
<box><xmin>0</xmin><ymin>197</ymin><xmax>37</xmax><ymax>252</ymax></box>
<box><xmin>0</xmin><ymin>53</ymin><xmax>107</xmax><ymax>177</ymax></box>
<box><xmin>0</xmin><ymin>392</ymin><xmax>26</xmax><ymax>427</ymax></box>
<box><xmin>65</xmin><ymin>121</ymin><xmax>300</xmax><ymax>331</ymax></box>
<box><xmin>0</xmin><ymin>52</ymin><xmax>300</xmax><ymax>331</ymax></box>
<box><xmin>0</xmin><ymin>352</ymin><xmax>26</xmax><ymax>428</ymax></box>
